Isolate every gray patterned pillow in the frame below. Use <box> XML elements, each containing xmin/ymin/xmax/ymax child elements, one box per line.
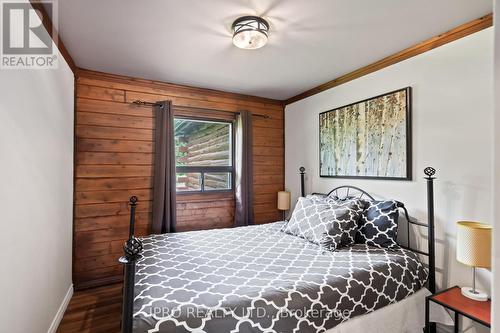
<box><xmin>282</xmin><ymin>196</ymin><xmax>362</xmax><ymax>250</ymax></box>
<box><xmin>356</xmin><ymin>200</ymin><xmax>401</xmax><ymax>249</ymax></box>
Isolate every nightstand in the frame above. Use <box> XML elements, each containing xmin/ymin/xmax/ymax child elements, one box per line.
<box><xmin>425</xmin><ymin>286</ymin><xmax>491</xmax><ymax>333</ymax></box>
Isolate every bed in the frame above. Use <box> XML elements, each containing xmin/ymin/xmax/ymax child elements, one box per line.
<box><xmin>119</xmin><ymin>167</ymin><xmax>438</xmax><ymax>333</ymax></box>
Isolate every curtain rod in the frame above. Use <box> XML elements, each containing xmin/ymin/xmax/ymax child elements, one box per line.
<box><xmin>131</xmin><ymin>100</ymin><xmax>271</xmax><ymax>119</ymax></box>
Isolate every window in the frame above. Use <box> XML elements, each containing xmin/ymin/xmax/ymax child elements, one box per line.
<box><xmin>174</xmin><ymin>118</ymin><xmax>233</xmax><ymax>193</ymax></box>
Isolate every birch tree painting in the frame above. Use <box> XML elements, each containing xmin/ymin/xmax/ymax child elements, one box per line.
<box><xmin>320</xmin><ymin>88</ymin><xmax>411</xmax><ymax>179</ymax></box>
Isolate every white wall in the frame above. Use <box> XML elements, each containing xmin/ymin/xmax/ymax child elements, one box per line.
<box><xmin>493</xmin><ymin>1</ymin><xmax>500</xmax><ymax>331</ymax></box>
<box><xmin>0</xmin><ymin>42</ymin><xmax>74</xmax><ymax>333</ymax></box>
<box><xmin>286</xmin><ymin>27</ymin><xmax>494</xmax><ymax>320</ymax></box>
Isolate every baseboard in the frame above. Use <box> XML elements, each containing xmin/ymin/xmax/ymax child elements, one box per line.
<box><xmin>47</xmin><ymin>284</ymin><xmax>73</xmax><ymax>333</ymax></box>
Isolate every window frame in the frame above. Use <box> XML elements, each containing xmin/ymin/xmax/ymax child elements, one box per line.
<box><xmin>174</xmin><ymin>116</ymin><xmax>235</xmax><ymax>194</ymax></box>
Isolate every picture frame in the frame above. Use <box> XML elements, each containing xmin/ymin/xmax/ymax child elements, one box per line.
<box><xmin>319</xmin><ymin>87</ymin><xmax>412</xmax><ymax>180</ymax></box>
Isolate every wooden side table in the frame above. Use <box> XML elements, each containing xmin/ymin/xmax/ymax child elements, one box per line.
<box><xmin>425</xmin><ymin>286</ymin><xmax>491</xmax><ymax>333</ymax></box>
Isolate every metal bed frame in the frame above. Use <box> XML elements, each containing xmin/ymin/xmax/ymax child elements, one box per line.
<box><xmin>119</xmin><ymin>167</ymin><xmax>437</xmax><ymax>333</ymax></box>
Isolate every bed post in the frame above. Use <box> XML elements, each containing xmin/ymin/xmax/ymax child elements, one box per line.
<box><xmin>299</xmin><ymin>167</ymin><xmax>305</xmax><ymax>197</ymax></box>
<box><xmin>119</xmin><ymin>196</ymin><xmax>143</xmax><ymax>333</ymax></box>
<box><xmin>424</xmin><ymin>167</ymin><xmax>436</xmax><ymax>294</ymax></box>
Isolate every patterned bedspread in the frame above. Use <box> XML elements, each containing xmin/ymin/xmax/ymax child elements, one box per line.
<box><xmin>133</xmin><ymin>222</ymin><xmax>427</xmax><ymax>333</ymax></box>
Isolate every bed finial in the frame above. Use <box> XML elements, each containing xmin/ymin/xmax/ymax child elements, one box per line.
<box><xmin>424</xmin><ymin>167</ymin><xmax>436</xmax><ymax>179</ymax></box>
<box><xmin>124</xmin><ymin>237</ymin><xmax>143</xmax><ymax>259</ymax></box>
<box><xmin>119</xmin><ymin>196</ymin><xmax>143</xmax><ymax>333</ymax></box>
<box><xmin>424</xmin><ymin>167</ymin><xmax>436</xmax><ymax>295</ymax></box>
<box><xmin>299</xmin><ymin>167</ymin><xmax>305</xmax><ymax>197</ymax></box>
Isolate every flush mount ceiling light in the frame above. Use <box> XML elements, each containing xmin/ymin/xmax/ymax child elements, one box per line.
<box><xmin>232</xmin><ymin>16</ymin><xmax>269</xmax><ymax>50</ymax></box>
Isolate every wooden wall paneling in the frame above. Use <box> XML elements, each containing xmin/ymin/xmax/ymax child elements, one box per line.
<box><xmin>75</xmin><ymin>201</ymin><xmax>152</xmax><ymax>219</ymax></box>
<box><xmin>77</xmin><ymin>152</ymin><xmax>154</xmax><ymax>165</ymax></box>
<box><xmin>75</xmin><ymin>212</ymin><xmax>151</xmax><ymax>233</ymax></box>
<box><xmin>76</xmin><ymin>69</ymin><xmax>284</xmax><ymax>111</ymax></box>
<box><xmin>176</xmin><ymin>197</ymin><xmax>235</xmax><ymax>232</ymax></box>
<box><xmin>77</xmin><ymin>98</ymin><xmax>154</xmax><ymax>117</ymax></box>
<box><xmin>77</xmin><ymin>85</ymin><xmax>125</xmax><ymax>102</ymax></box>
<box><xmin>75</xmin><ymin>189</ymin><xmax>152</xmax><ymax>205</ymax></box>
<box><xmin>77</xmin><ymin>138</ymin><xmax>153</xmax><ymax>153</ymax></box>
<box><xmin>76</xmin><ymin>125</ymin><xmax>154</xmax><ymax>141</ymax></box>
<box><xmin>74</xmin><ymin>69</ymin><xmax>284</xmax><ymax>289</ymax></box>
<box><xmin>76</xmin><ymin>165</ymin><xmax>153</xmax><ymax>178</ymax></box>
<box><xmin>174</xmin><ymin>106</ymin><xmax>236</xmax><ymax>122</ymax></box>
<box><xmin>124</xmin><ymin>90</ymin><xmax>283</xmax><ymax>119</ymax></box>
<box><xmin>75</xmin><ymin>177</ymin><xmax>152</xmax><ymax>191</ymax></box>
<box><xmin>77</xmin><ymin>112</ymin><xmax>154</xmax><ymax>129</ymax></box>
<box><xmin>253</xmin><ymin>146</ymin><xmax>284</xmax><ymax>156</ymax></box>
<box><xmin>254</xmin><ymin>211</ymin><xmax>282</xmax><ymax>223</ymax></box>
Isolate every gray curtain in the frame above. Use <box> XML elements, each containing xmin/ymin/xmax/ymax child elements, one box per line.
<box><xmin>235</xmin><ymin>111</ymin><xmax>254</xmax><ymax>226</ymax></box>
<box><xmin>152</xmin><ymin>101</ymin><xmax>176</xmax><ymax>234</ymax></box>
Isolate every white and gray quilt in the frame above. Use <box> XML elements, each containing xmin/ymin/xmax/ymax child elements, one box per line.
<box><xmin>133</xmin><ymin>222</ymin><xmax>427</xmax><ymax>333</ymax></box>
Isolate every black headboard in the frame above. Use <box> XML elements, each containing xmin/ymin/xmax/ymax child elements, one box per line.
<box><xmin>314</xmin><ymin>185</ymin><xmax>375</xmax><ymax>201</ymax></box>
<box><xmin>298</xmin><ymin>167</ymin><xmax>437</xmax><ymax>294</ymax></box>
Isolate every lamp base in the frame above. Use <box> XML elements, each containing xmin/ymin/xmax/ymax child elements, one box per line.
<box><xmin>461</xmin><ymin>287</ymin><xmax>488</xmax><ymax>301</ymax></box>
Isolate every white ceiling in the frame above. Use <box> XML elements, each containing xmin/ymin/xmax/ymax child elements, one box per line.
<box><xmin>52</xmin><ymin>0</ymin><xmax>492</xmax><ymax>100</ymax></box>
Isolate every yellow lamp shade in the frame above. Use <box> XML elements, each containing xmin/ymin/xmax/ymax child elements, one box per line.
<box><xmin>277</xmin><ymin>191</ymin><xmax>291</xmax><ymax>211</ymax></box>
<box><xmin>456</xmin><ymin>221</ymin><xmax>492</xmax><ymax>268</ymax></box>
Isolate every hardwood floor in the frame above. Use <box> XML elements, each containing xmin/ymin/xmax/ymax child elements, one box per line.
<box><xmin>57</xmin><ymin>284</ymin><xmax>122</xmax><ymax>333</ymax></box>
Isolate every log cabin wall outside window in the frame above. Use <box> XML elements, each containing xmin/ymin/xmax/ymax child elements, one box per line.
<box><xmin>174</xmin><ymin>117</ymin><xmax>235</xmax><ymax>194</ymax></box>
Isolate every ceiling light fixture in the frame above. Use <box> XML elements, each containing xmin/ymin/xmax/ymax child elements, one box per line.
<box><xmin>232</xmin><ymin>16</ymin><xmax>269</xmax><ymax>50</ymax></box>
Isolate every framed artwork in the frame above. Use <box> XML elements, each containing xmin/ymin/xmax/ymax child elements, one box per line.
<box><xmin>319</xmin><ymin>87</ymin><xmax>412</xmax><ymax>180</ymax></box>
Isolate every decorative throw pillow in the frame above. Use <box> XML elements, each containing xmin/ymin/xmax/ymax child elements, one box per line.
<box><xmin>305</xmin><ymin>194</ymin><xmax>328</xmax><ymax>203</ymax></box>
<box><xmin>355</xmin><ymin>200</ymin><xmax>401</xmax><ymax>249</ymax></box>
<box><xmin>282</xmin><ymin>196</ymin><xmax>362</xmax><ymax>250</ymax></box>
<box><xmin>325</xmin><ymin>196</ymin><xmax>365</xmax><ymax>213</ymax></box>
<box><xmin>308</xmin><ymin>195</ymin><xmax>367</xmax><ymax>245</ymax></box>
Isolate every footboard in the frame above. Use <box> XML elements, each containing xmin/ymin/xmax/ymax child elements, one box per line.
<box><xmin>119</xmin><ymin>196</ymin><xmax>143</xmax><ymax>333</ymax></box>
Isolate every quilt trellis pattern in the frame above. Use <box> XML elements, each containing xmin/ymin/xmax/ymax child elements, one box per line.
<box><xmin>133</xmin><ymin>222</ymin><xmax>427</xmax><ymax>333</ymax></box>
<box><xmin>282</xmin><ymin>196</ymin><xmax>362</xmax><ymax>250</ymax></box>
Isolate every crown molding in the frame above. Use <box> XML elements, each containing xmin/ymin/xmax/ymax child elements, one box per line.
<box><xmin>29</xmin><ymin>0</ymin><xmax>77</xmax><ymax>74</ymax></box>
<box><xmin>285</xmin><ymin>13</ymin><xmax>493</xmax><ymax>105</ymax></box>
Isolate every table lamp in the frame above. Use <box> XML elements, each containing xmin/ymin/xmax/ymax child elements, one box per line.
<box><xmin>456</xmin><ymin>221</ymin><xmax>492</xmax><ymax>301</ymax></box>
<box><xmin>277</xmin><ymin>191</ymin><xmax>291</xmax><ymax>221</ymax></box>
